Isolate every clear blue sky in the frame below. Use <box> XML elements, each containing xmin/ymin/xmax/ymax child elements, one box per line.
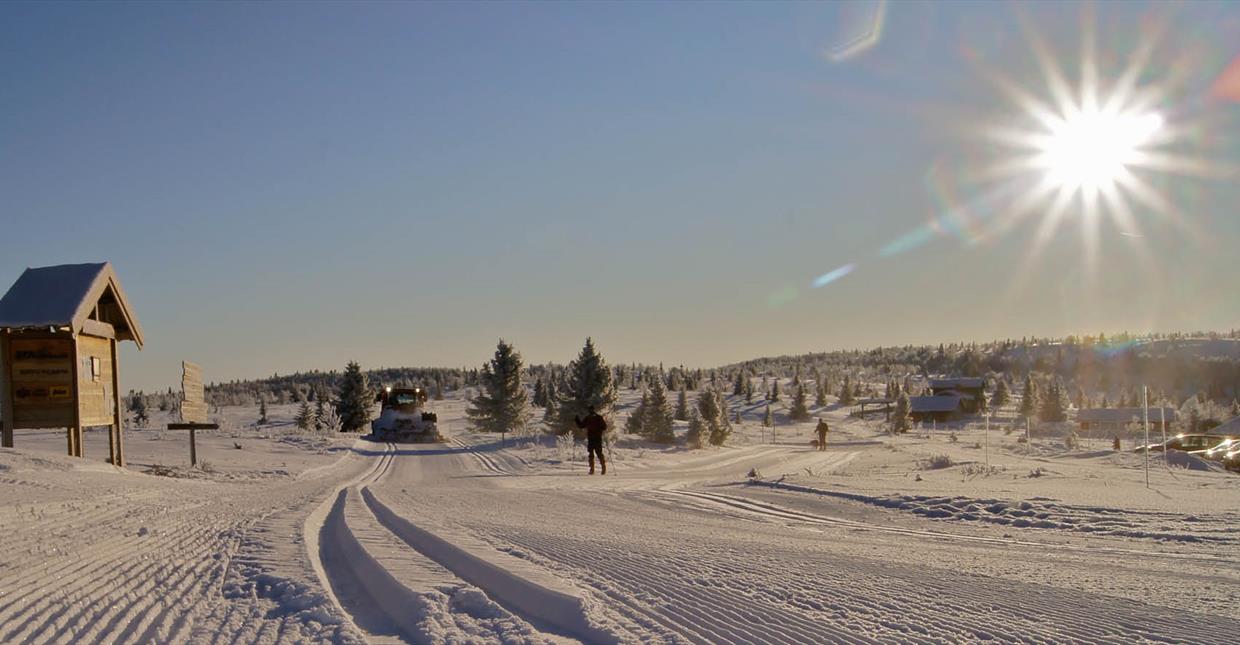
<box><xmin>2</xmin><ymin>1</ymin><xmax>1238</xmax><ymax>391</ymax></box>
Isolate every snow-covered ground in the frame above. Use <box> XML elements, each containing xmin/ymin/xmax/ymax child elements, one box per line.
<box><xmin>3</xmin><ymin>389</ymin><xmax>1238</xmax><ymax>643</ymax></box>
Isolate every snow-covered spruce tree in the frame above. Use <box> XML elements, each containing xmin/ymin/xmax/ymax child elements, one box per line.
<box><xmin>686</xmin><ymin>409</ymin><xmax>705</xmax><ymax>449</ymax></box>
<box><xmin>696</xmin><ymin>389</ymin><xmax>722</xmax><ymax>444</ymax></box>
<box><xmin>554</xmin><ymin>338</ymin><xmax>617</xmax><ymax>438</ymax></box>
<box><xmin>335</xmin><ymin>361</ymin><xmax>373</xmax><ymax>433</ymax></box>
<box><xmin>532</xmin><ymin>378</ymin><xmax>547</xmax><ymax>407</ymax></box>
<box><xmin>892</xmin><ymin>392</ymin><xmax>912</xmax><ymax>433</ymax></box>
<box><xmin>714</xmin><ymin>390</ymin><xmax>732</xmax><ymax>443</ymax></box>
<box><xmin>626</xmin><ymin>387</ymin><xmax>649</xmax><ymax>435</ymax></box>
<box><xmin>1039</xmin><ymin>379</ymin><xmax>1067</xmax><ymax>423</ymax></box>
<box><xmin>815</xmin><ymin>382</ymin><xmax>827</xmax><ymax>408</ymax></box>
<box><xmin>257</xmin><ymin>397</ymin><xmax>268</xmax><ymax>426</ymax></box>
<box><xmin>295</xmin><ymin>401</ymin><xmax>313</xmax><ymax>431</ymax></box>
<box><xmin>977</xmin><ymin>385</ymin><xmax>989</xmax><ymax>416</ymax></box>
<box><xmin>644</xmin><ymin>379</ymin><xmax>676</xmax><ymax>443</ymax></box>
<box><xmin>733</xmin><ymin>370</ymin><xmax>746</xmax><ymax>396</ymax></box>
<box><xmin>991</xmin><ymin>378</ymin><xmax>1012</xmax><ymax>408</ymax></box>
<box><xmin>763</xmin><ymin>404</ymin><xmax>773</xmax><ymax>427</ymax></box>
<box><xmin>674</xmin><ymin>385</ymin><xmax>689</xmax><ymax>421</ymax></box>
<box><xmin>744</xmin><ymin>378</ymin><xmax>754</xmax><ymax>403</ymax></box>
<box><xmin>838</xmin><ymin>376</ymin><xmax>855</xmax><ymax>405</ymax></box>
<box><xmin>1019</xmin><ymin>374</ymin><xmax>1039</xmax><ymax>420</ymax></box>
<box><xmin>433</xmin><ymin>380</ymin><xmax>444</xmax><ymax>401</ymax></box>
<box><xmin>314</xmin><ymin>398</ymin><xmax>326</xmax><ymax>431</ymax></box>
<box><xmin>770</xmin><ymin>380</ymin><xmax>781</xmax><ymax>402</ymax></box>
<box><xmin>789</xmin><ymin>382</ymin><xmax>811</xmax><ymax>421</ymax></box>
<box><xmin>467</xmin><ymin>339</ymin><xmax>528</xmax><ymax>434</ymax></box>
<box><xmin>542</xmin><ymin>377</ymin><xmax>558</xmax><ymax>428</ymax></box>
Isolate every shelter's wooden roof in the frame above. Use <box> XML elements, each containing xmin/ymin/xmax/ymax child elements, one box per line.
<box><xmin>0</xmin><ymin>263</ymin><xmax>144</xmax><ymax>348</ymax></box>
<box><xmin>909</xmin><ymin>395</ymin><xmax>962</xmax><ymax>413</ymax></box>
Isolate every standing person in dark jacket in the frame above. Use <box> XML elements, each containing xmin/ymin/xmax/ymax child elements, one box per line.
<box><xmin>815</xmin><ymin>418</ymin><xmax>830</xmax><ymax>451</ymax></box>
<box><xmin>575</xmin><ymin>406</ymin><xmax>608</xmax><ymax>475</ymax></box>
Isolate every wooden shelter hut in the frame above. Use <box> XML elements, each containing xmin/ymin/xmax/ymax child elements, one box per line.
<box><xmin>0</xmin><ymin>263</ymin><xmax>143</xmax><ymax>465</ymax></box>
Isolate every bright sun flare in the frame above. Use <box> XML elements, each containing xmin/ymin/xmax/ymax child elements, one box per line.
<box><xmin>1035</xmin><ymin>109</ymin><xmax>1163</xmax><ymax>193</ymax></box>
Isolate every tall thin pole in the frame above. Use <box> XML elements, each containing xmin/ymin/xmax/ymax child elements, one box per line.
<box><xmin>1143</xmin><ymin>386</ymin><xmax>1150</xmax><ymax>489</ymax></box>
<box><xmin>1160</xmin><ymin>405</ymin><xmax>1168</xmax><ymax>469</ymax></box>
<box><xmin>984</xmin><ymin>413</ymin><xmax>990</xmax><ymax>467</ymax></box>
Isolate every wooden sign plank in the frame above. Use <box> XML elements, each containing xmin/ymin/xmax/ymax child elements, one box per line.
<box><xmin>181</xmin><ymin>360</ymin><xmax>208</xmax><ymax>423</ymax></box>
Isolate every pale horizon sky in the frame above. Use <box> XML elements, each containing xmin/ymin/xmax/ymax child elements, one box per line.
<box><xmin>2</xmin><ymin>1</ymin><xmax>1238</xmax><ymax>391</ymax></box>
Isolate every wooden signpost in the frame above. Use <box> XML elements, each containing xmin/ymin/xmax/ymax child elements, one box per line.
<box><xmin>0</xmin><ymin>263</ymin><xmax>143</xmax><ymax>466</ymax></box>
<box><xmin>167</xmin><ymin>360</ymin><xmax>217</xmax><ymax>467</ymax></box>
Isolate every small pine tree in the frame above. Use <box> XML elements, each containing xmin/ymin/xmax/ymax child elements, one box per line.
<box><xmin>815</xmin><ymin>382</ymin><xmax>827</xmax><ymax>407</ymax></box>
<box><xmin>686</xmin><ymin>410</ymin><xmax>705</xmax><ymax>449</ymax></box>
<box><xmin>335</xmin><ymin>361</ymin><xmax>373</xmax><ymax>432</ymax></box>
<box><xmin>433</xmin><ymin>380</ymin><xmax>445</xmax><ymax>401</ymax></box>
<box><xmin>976</xmin><ymin>386</ymin><xmax>989</xmax><ymax>416</ymax></box>
<box><xmin>733</xmin><ymin>371</ymin><xmax>746</xmax><ymax>396</ymax></box>
<box><xmin>1019</xmin><ymin>374</ymin><xmax>1039</xmax><ymax>420</ymax></box>
<box><xmin>532</xmin><ymin>378</ymin><xmax>547</xmax><ymax>407</ymax></box>
<box><xmin>838</xmin><ymin>375</ymin><xmax>855</xmax><ymax>405</ymax></box>
<box><xmin>314</xmin><ymin>398</ymin><xmax>326</xmax><ymax>431</ymax></box>
<box><xmin>644</xmin><ymin>379</ymin><xmax>675</xmax><ymax>443</ymax></box>
<box><xmin>892</xmin><ymin>392</ymin><xmax>912</xmax><ymax>433</ymax></box>
<box><xmin>744</xmin><ymin>378</ymin><xmax>754</xmax><ymax>403</ymax></box>
<box><xmin>697</xmin><ymin>389</ymin><xmax>720</xmax><ymax>431</ymax></box>
<box><xmin>467</xmin><ymin>339</ymin><xmax>529</xmax><ymax>434</ymax></box>
<box><xmin>295</xmin><ymin>401</ymin><xmax>313</xmax><ymax>431</ymax></box>
<box><xmin>542</xmin><ymin>377</ymin><xmax>558</xmax><ymax>427</ymax></box>
<box><xmin>1040</xmin><ymin>379</ymin><xmax>1067</xmax><ymax>422</ymax></box>
<box><xmin>789</xmin><ymin>382</ymin><xmax>811</xmax><ymax>421</ymax></box>
<box><xmin>991</xmin><ymin>379</ymin><xmax>1011</xmax><ymax>408</ymax></box>
<box><xmin>258</xmin><ymin>397</ymin><xmax>268</xmax><ymax>426</ymax></box>
<box><xmin>555</xmin><ymin>338</ymin><xmax>617</xmax><ymax>438</ymax></box>
<box><xmin>763</xmin><ymin>404</ymin><xmax>773</xmax><ymax>427</ymax></box>
<box><xmin>770</xmin><ymin>380</ymin><xmax>781</xmax><ymax>402</ymax></box>
<box><xmin>626</xmin><ymin>387</ymin><xmax>649</xmax><ymax>435</ymax></box>
<box><xmin>674</xmin><ymin>386</ymin><xmax>689</xmax><ymax>421</ymax></box>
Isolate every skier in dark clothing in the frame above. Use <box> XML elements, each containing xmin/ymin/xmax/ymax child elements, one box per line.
<box><xmin>815</xmin><ymin>418</ymin><xmax>829</xmax><ymax>451</ymax></box>
<box><xmin>575</xmin><ymin>406</ymin><xmax>608</xmax><ymax>475</ymax></box>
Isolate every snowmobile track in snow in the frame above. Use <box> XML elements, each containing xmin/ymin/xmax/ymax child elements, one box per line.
<box><xmin>658</xmin><ymin>488</ymin><xmax>1234</xmax><ymax>563</ymax></box>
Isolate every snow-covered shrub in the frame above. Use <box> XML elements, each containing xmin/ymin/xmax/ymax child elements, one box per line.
<box><xmin>918</xmin><ymin>454</ymin><xmax>955</xmax><ymax>470</ymax></box>
<box><xmin>555</xmin><ymin>433</ymin><xmax>575</xmax><ymax>461</ymax></box>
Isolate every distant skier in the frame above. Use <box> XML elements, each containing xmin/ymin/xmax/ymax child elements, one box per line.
<box><xmin>575</xmin><ymin>406</ymin><xmax>608</xmax><ymax>475</ymax></box>
<box><xmin>815</xmin><ymin>418</ymin><xmax>829</xmax><ymax>451</ymax></box>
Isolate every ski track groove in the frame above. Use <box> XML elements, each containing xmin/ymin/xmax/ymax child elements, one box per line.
<box><xmin>449</xmin><ymin>437</ymin><xmax>510</xmax><ymax>475</ymax></box>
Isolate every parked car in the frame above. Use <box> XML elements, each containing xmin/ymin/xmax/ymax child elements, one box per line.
<box><xmin>1199</xmin><ymin>437</ymin><xmax>1240</xmax><ymax>461</ymax></box>
<box><xmin>1133</xmin><ymin>434</ymin><xmax>1230</xmax><ymax>454</ymax></box>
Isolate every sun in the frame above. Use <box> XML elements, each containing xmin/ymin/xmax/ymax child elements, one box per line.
<box><xmin>1035</xmin><ymin>108</ymin><xmax>1164</xmax><ymax>194</ymax></box>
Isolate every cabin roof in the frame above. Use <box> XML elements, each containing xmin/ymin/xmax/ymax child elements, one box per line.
<box><xmin>0</xmin><ymin>263</ymin><xmax>144</xmax><ymax>348</ymax></box>
<box><xmin>929</xmin><ymin>378</ymin><xmax>985</xmax><ymax>390</ymax></box>
<box><xmin>910</xmin><ymin>395</ymin><xmax>962</xmax><ymax>413</ymax></box>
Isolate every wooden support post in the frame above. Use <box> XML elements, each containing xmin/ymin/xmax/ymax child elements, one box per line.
<box><xmin>189</xmin><ymin>427</ymin><xmax>197</xmax><ymax>467</ymax></box>
<box><xmin>0</xmin><ymin>335</ymin><xmax>12</xmax><ymax>449</ymax></box>
<box><xmin>110</xmin><ymin>339</ymin><xmax>124</xmax><ymax>467</ymax></box>
<box><xmin>69</xmin><ymin>337</ymin><xmax>82</xmax><ymax>459</ymax></box>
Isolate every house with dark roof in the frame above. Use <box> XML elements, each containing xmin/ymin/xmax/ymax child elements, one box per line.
<box><xmin>927</xmin><ymin>377</ymin><xmax>986</xmax><ymax>414</ymax></box>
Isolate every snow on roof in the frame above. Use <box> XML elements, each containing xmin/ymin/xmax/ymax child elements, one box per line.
<box><xmin>1076</xmin><ymin>408</ymin><xmax>1178</xmax><ymax>424</ymax></box>
<box><xmin>909</xmin><ymin>395</ymin><xmax>962</xmax><ymax>413</ymax></box>
<box><xmin>929</xmin><ymin>378</ymin><xmax>985</xmax><ymax>390</ymax></box>
<box><xmin>0</xmin><ymin>263</ymin><xmax>143</xmax><ymax>347</ymax></box>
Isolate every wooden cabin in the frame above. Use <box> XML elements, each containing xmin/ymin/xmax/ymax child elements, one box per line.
<box><xmin>0</xmin><ymin>263</ymin><xmax>143</xmax><ymax>465</ymax></box>
<box><xmin>928</xmin><ymin>377</ymin><xmax>986</xmax><ymax>414</ymax></box>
